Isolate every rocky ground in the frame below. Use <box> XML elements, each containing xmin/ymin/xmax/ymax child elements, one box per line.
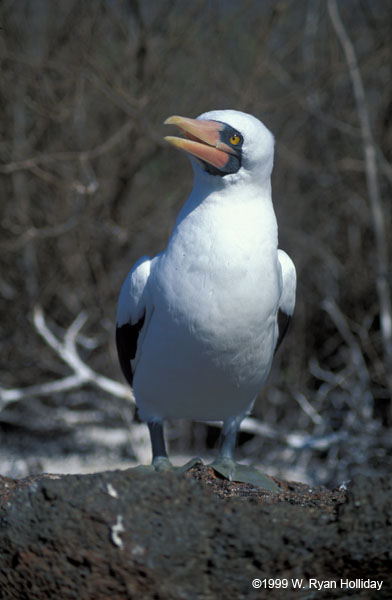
<box><xmin>0</xmin><ymin>463</ymin><xmax>391</xmax><ymax>599</ymax></box>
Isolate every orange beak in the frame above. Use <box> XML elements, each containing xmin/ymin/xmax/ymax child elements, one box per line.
<box><xmin>164</xmin><ymin>115</ymin><xmax>235</xmax><ymax>170</ymax></box>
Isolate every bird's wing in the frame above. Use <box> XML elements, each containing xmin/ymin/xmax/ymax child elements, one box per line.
<box><xmin>116</xmin><ymin>256</ymin><xmax>152</xmax><ymax>386</ymax></box>
<box><xmin>275</xmin><ymin>249</ymin><xmax>296</xmax><ymax>352</ymax></box>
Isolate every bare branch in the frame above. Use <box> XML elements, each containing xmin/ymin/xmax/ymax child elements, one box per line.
<box><xmin>338</xmin><ymin>155</ymin><xmax>392</xmax><ymax>186</ymax></box>
<box><xmin>294</xmin><ymin>392</ymin><xmax>323</xmax><ymax>426</ymax></box>
<box><xmin>0</xmin><ymin>307</ymin><xmax>134</xmax><ymax>409</ymax></box>
<box><xmin>0</xmin><ymin>375</ymin><xmax>85</xmax><ymax>405</ymax></box>
<box><xmin>0</xmin><ymin>119</ymin><xmax>137</xmax><ymax>174</ymax></box>
<box><xmin>328</xmin><ymin>0</ymin><xmax>392</xmax><ymax>397</ymax></box>
<box><xmin>322</xmin><ymin>297</ymin><xmax>370</xmax><ymax>388</ymax></box>
<box><xmin>28</xmin><ymin>164</ymin><xmax>98</xmax><ymax>195</ymax></box>
<box><xmin>265</xmin><ymin>55</ymin><xmax>362</xmax><ymax>138</ymax></box>
<box><xmin>206</xmin><ymin>417</ymin><xmax>340</xmax><ymax>451</ymax></box>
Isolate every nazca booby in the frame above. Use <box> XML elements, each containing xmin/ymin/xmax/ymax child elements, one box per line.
<box><xmin>116</xmin><ymin>109</ymin><xmax>296</xmax><ymax>491</ymax></box>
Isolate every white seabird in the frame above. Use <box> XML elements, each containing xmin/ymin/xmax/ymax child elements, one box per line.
<box><xmin>116</xmin><ymin>109</ymin><xmax>296</xmax><ymax>491</ymax></box>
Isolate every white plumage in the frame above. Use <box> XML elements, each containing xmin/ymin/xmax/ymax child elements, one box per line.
<box><xmin>116</xmin><ymin>109</ymin><xmax>296</xmax><ymax>489</ymax></box>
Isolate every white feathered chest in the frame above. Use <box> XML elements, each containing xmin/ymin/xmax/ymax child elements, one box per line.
<box><xmin>152</xmin><ymin>188</ymin><xmax>281</xmax><ymax>365</ymax></box>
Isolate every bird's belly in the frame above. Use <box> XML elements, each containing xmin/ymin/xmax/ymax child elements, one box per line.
<box><xmin>133</xmin><ymin>234</ymin><xmax>281</xmax><ymax>421</ymax></box>
<box><xmin>133</xmin><ymin>292</ymin><xmax>278</xmax><ymax>422</ymax></box>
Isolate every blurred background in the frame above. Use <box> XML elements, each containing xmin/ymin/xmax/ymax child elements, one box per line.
<box><xmin>0</xmin><ymin>0</ymin><xmax>391</xmax><ymax>486</ymax></box>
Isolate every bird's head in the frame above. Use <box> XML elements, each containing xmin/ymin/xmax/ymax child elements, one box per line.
<box><xmin>164</xmin><ymin>109</ymin><xmax>275</xmax><ymax>186</ymax></box>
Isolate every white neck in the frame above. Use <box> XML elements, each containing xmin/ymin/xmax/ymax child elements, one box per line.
<box><xmin>174</xmin><ymin>167</ymin><xmax>274</xmax><ymax>231</ymax></box>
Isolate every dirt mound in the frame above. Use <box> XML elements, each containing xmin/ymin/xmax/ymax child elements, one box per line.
<box><xmin>0</xmin><ymin>466</ymin><xmax>390</xmax><ymax>599</ymax></box>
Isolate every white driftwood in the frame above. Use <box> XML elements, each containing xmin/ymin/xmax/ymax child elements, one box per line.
<box><xmin>0</xmin><ymin>306</ymin><xmax>134</xmax><ymax>407</ymax></box>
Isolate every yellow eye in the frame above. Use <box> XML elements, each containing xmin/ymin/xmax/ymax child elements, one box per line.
<box><xmin>230</xmin><ymin>134</ymin><xmax>241</xmax><ymax>145</ymax></box>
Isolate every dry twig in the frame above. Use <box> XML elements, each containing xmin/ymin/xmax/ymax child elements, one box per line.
<box><xmin>0</xmin><ymin>307</ymin><xmax>133</xmax><ymax>408</ymax></box>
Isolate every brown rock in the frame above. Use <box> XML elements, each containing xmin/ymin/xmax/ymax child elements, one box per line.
<box><xmin>0</xmin><ymin>466</ymin><xmax>390</xmax><ymax>599</ymax></box>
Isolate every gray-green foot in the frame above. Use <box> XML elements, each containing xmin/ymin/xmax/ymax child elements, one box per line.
<box><xmin>134</xmin><ymin>456</ymin><xmax>203</xmax><ymax>474</ymax></box>
<box><xmin>211</xmin><ymin>457</ymin><xmax>280</xmax><ymax>493</ymax></box>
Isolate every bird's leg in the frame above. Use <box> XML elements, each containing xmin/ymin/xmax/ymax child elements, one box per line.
<box><xmin>210</xmin><ymin>415</ymin><xmax>242</xmax><ymax>480</ymax></box>
<box><xmin>211</xmin><ymin>416</ymin><xmax>281</xmax><ymax>493</ymax></box>
<box><xmin>148</xmin><ymin>421</ymin><xmax>172</xmax><ymax>471</ymax></box>
<box><xmin>219</xmin><ymin>416</ymin><xmax>240</xmax><ymax>461</ymax></box>
<box><xmin>146</xmin><ymin>421</ymin><xmax>202</xmax><ymax>473</ymax></box>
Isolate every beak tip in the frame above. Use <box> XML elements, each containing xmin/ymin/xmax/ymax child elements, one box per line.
<box><xmin>164</xmin><ymin>135</ymin><xmax>182</xmax><ymax>149</ymax></box>
<box><xmin>164</xmin><ymin>115</ymin><xmax>179</xmax><ymax>126</ymax></box>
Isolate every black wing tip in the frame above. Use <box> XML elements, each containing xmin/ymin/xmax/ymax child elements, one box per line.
<box><xmin>116</xmin><ymin>313</ymin><xmax>146</xmax><ymax>386</ymax></box>
<box><xmin>275</xmin><ymin>309</ymin><xmax>291</xmax><ymax>354</ymax></box>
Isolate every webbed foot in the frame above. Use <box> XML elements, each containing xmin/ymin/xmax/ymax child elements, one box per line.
<box><xmin>210</xmin><ymin>457</ymin><xmax>280</xmax><ymax>493</ymax></box>
<box><xmin>134</xmin><ymin>456</ymin><xmax>203</xmax><ymax>474</ymax></box>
